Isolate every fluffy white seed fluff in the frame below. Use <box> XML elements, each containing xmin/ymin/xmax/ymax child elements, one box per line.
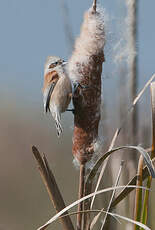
<box><xmin>68</xmin><ymin>6</ymin><xmax>105</xmax><ymax>82</ymax></box>
<box><xmin>85</xmin><ymin>137</ymin><xmax>105</xmax><ymax>171</ymax></box>
<box><xmin>113</xmin><ymin>0</ymin><xmax>137</xmax><ymax>66</ymax></box>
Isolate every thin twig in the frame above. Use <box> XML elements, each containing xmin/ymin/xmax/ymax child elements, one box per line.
<box><xmin>32</xmin><ymin>146</ymin><xmax>74</xmax><ymax>230</ymax></box>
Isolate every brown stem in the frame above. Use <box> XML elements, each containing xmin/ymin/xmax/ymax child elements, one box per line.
<box><xmin>77</xmin><ymin>164</ymin><xmax>85</xmax><ymax>230</ymax></box>
<box><xmin>134</xmin><ymin>155</ymin><xmax>143</xmax><ymax>229</ymax></box>
<box><xmin>83</xmin><ymin>179</ymin><xmax>93</xmax><ymax>230</ymax></box>
<box><xmin>32</xmin><ymin>146</ymin><xmax>74</xmax><ymax>230</ymax></box>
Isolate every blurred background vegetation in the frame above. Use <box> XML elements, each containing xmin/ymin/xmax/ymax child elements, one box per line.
<box><xmin>0</xmin><ymin>0</ymin><xmax>155</xmax><ymax>229</ymax></box>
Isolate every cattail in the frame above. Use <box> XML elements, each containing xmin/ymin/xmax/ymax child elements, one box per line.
<box><xmin>68</xmin><ymin>3</ymin><xmax>105</xmax><ymax>228</ymax></box>
<box><xmin>68</xmin><ymin>4</ymin><xmax>105</xmax><ymax>165</ymax></box>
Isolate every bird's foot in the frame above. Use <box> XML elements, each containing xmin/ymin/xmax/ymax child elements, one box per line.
<box><xmin>73</xmin><ymin>82</ymin><xmax>89</xmax><ymax>93</ymax></box>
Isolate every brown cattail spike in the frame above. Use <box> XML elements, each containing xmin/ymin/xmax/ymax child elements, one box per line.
<box><xmin>68</xmin><ymin>5</ymin><xmax>105</xmax><ymax>164</ymax></box>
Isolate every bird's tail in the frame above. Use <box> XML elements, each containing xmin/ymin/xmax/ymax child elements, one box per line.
<box><xmin>55</xmin><ymin>113</ymin><xmax>63</xmax><ymax>137</ymax></box>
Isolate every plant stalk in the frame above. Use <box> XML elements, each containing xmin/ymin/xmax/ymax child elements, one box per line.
<box><xmin>77</xmin><ymin>164</ymin><xmax>85</xmax><ymax>230</ymax></box>
<box><xmin>32</xmin><ymin>146</ymin><xmax>74</xmax><ymax>230</ymax></box>
<box><xmin>134</xmin><ymin>155</ymin><xmax>143</xmax><ymax>230</ymax></box>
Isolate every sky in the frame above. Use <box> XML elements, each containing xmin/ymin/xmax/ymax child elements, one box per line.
<box><xmin>0</xmin><ymin>0</ymin><xmax>155</xmax><ymax>108</ymax></box>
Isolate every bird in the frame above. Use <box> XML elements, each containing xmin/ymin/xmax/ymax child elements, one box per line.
<box><xmin>43</xmin><ymin>56</ymin><xmax>73</xmax><ymax>136</ymax></box>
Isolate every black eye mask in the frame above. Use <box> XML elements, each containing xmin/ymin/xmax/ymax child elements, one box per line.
<box><xmin>48</xmin><ymin>59</ymin><xmax>63</xmax><ymax>69</ymax></box>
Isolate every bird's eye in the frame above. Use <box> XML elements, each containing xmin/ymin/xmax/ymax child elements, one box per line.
<box><xmin>49</xmin><ymin>60</ymin><xmax>63</xmax><ymax>69</ymax></box>
<box><xmin>58</xmin><ymin>60</ymin><xmax>63</xmax><ymax>64</ymax></box>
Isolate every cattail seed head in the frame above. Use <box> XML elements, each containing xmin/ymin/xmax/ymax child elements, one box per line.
<box><xmin>68</xmin><ymin>5</ymin><xmax>105</xmax><ymax>164</ymax></box>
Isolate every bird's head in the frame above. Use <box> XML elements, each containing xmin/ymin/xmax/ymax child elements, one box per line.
<box><xmin>44</xmin><ymin>56</ymin><xmax>67</xmax><ymax>75</ymax></box>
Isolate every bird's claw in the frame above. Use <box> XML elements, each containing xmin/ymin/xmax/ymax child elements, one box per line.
<box><xmin>73</xmin><ymin>82</ymin><xmax>89</xmax><ymax>93</ymax></box>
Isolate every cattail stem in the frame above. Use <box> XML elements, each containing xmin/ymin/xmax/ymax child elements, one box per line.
<box><xmin>77</xmin><ymin>164</ymin><xmax>85</xmax><ymax>230</ymax></box>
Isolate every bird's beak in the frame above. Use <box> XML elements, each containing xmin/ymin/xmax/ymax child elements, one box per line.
<box><xmin>43</xmin><ymin>82</ymin><xmax>56</xmax><ymax>113</ymax></box>
<box><xmin>62</xmin><ymin>61</ymin><xmax>67</xmax><ymax>66</ymax></box>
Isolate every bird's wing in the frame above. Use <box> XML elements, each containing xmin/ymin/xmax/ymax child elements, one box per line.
<box><xmin>43</xmin><ymin>82</ymin><xmax>56</xmax><ymax>113</ymax></box>
<box><xmin>50</xmin><ymin>74</ymin><xmax>72</xmax><ymax>113</ymax></box>
<box><xmin>43</xmin><ymin>71</ymin><xmax>59</xmax><ymax>113</ymax></box>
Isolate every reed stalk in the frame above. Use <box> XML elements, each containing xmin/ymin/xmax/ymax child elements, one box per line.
<box><xmin>134</xmin><ymin>155</ymin><xmax>143</xmax><ymax>230</ymax></box>
<box><xmin>32</xmin><ymin>146</ymin><xmax>74</xmax><ymax>230</ymax></box>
